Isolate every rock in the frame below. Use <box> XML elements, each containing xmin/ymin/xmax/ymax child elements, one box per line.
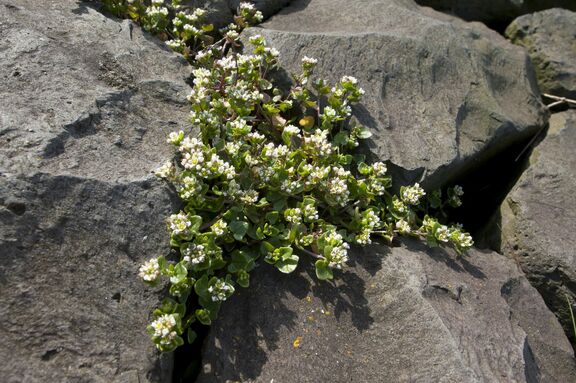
<box><xmin>415</xmin><ymin>0</ymin><xmax>576</xmax><ymax>31</ymax></box>
<box><xmin>505</xmin><ymin>8</ymin><xmax>576</xmax><ymax>100</ymax></box>
<box><xmin>243</xmin><ymin>0</ymin><xmax>547</xmax><ymax>190</ymax></box>
<box><xmin>500</xmin><ymin>110</ymin><xmax>576</xmax><ymax>344</ymax></box>
<box><xmin>198</xmin><ymin>238</ymin><xmax>576</xmax><ymax>382</ymax></box>
<box><xmin>0</xmin><ymin>0</ymin><xmax>192</xmax><ymax>381</ymax></box>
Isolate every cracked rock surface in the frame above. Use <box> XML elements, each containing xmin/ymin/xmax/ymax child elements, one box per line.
<box><xmin>244</xmin><ymin>0</ymin><xmax>548</xmax><ymax>189</ymax></box>
<box><xmin>500</xmin><ymin>110</ymin><xmax>576</xmax><ymax>347</ymax></box>
<box><xmin>0</xmin><ymin>0</ymin><xmax>191</xmax><ymax>381</ymax></box>
<box><xmin>198</xmin><ymin>238</ymin><xmax>576</xmax><ymax>383</ymax></box>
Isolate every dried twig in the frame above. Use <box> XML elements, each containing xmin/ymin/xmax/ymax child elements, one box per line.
<box><xmin>543</xmin><ymin>93</ymin><xmax>576</xmax><ymax>109</ymax></box>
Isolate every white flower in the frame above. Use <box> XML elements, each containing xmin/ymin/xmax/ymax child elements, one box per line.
<box><xmin>146</xmin><ymin>6</ymin><xmax>168</xmax><ymax>16</ymax></box>
<box><xmin>154</xmin><ymin>161</ymin><xmax>175</xmax><ymax>179</ymax></box>
<box><xmin>208</xmin><ymin>278</ymin><xmax>234</xmax><ymax>302</ymax></box>
<box><xmin>284</xmin><ymin>208</ymin><xmax>302</xmax><ymax>224</ymax></box>
<box><xmin>225</xmin><ymin>141</ymin><xmax>241</xmax><ymax>156</ymax></box>
<box><xmin>193</xmin><ymin>8</ymin><xmax>206</xmax><ymax>18</ymax></box>
<box><xmin>264</xmin><ymin>47</ymin><xmax>279</xmax><ymax>57</ymax></box>
<box><xmin>435</xmin><ymin>225</ymin><xmax>450</xmax><ymax>242</ymax></box>
<box><xmin>401</xmin><ymin>183</ymin><xmax>426</xmax><ymax>205</ymax></box>
<box><xmin>372</xmin><ymin>162</ymin><xmax>387</xmax><ymax>176</ymax></box>
<box><xmin>239</xmin><ymin>2</ymin><xmax>255</xmax><ymax>11</ymax></box>
<box><xmin>225</xmin><ymin>30</ymin><xmax>239</xmax><ymax>40</ymax></box>
<box><xmin>395</xmin><ymin>219</ymin><xmax>411</xmax><ymax>234</ymax></box>
<box><xmin>302</xmin><ymin>204</ymin><xmax>318</xmax><ymax>221</ymax></box>
<box><xmin>240</xmin><ymin>189</ymin><xmax>259</xmax><ymax>204</ymax></box>
<box><xmin>182</xmin><ymin>244</ymin><xmax>206</xmax><ymax>265</ymax></box>
<box><xmin>361</xmin><ymin>210</ymin><xmax>380</xmax><ymax>229</ymax></box>
<box><xmin>139</xmin><ymin>258</ymin><xmax>160</xmax><ymax>282</ymax></box>
<box><xmin>281</xmin><ymin>179</ymin><xmax>301</xmax><ymax>194</ymax></box>
<box><xmin>166</xmin><ymin>39</ymin><xmax>183</xmax><ymax>50</ymax></box>
<box><xmin>211</xmin><ymin>220</ymin><xmax>228</xmax><ymax>236</ymax></box>
<box><xmin>283</xmin><ymin>124</ymin><xmax>300</xmax><ymax>136</ymax></box>
<box><xmin>302</xmin><ymin>56</ymin><xmax>318</xmax><ymax>66</ymax></box>
<box><xmin>167</xmin><ymin>131</ymin><xmax>184</xmax><ymax>145</ymax></box>
<box><xmin>150</xmin><ymin>314</ymin><xmax>178</xmax><ymax>346</ymax></box>
<box><xmin>168</xmin><ymin>212</ymin><xmax>191</xmax><ymax>236</ymax></box>
<box><xmin>355</xmin><ymin>229</ymin><xmax>372</xmax><ymax>245</ymax></box>
<box><xmin>393</xmin><ymin>198</ymin><xmax>406</xmax><ymax>213</ymax></box>
<box><xmin>175</xmin><ymin>175</ymin><xmax>202</xmax><ymax>200</ymax></box>
<box><xmin>341</xmin><ymin>75</ymin><xmax>358</xmax><ymax>85</ymax></box>
<box><xmin>305</xmin><ymin>129</ymin><xmax>333</xmax><ymax>157</ymax></box>
<box><xmin>323</xmin><ymin>106</ymin><xmax>337</xmax><ymax>119</ymax></box>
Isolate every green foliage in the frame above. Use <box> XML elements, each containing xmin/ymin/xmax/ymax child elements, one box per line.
<box><xmin>124</xmin><ymin>1</ymin><xmax>474</xmax><ymax>352</ymax></box>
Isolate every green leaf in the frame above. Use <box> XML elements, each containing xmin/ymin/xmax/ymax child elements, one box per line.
<box><xmin>333</xmin><ymin>132</ymin><xmax>348</xmax><ymax>146</ymax></box>
<box><xmin>315</xmin><ymin>260</ymin><xmax>333</xmax><ymax>280</ymax></box>
<box><xmin>157</xmin><ymin>256</ymin><xmax>167</xmax><ymax>272</ymax></box>
<box><xmin>189</xmin><ymin>215</ymin><xmax>203</xmax><ymax>233</ymax></box>
<box><xmin>273</xmin><ymin>198</ymin><xmax>287</xmax><ymax>211</ymax></box>
<box><xmin>358</xmin><ymin>162</ymin><xmax>372</xmax><ymax>175</ymax></box>
<box><xmin>237</xmin><ymin>270</ymin><xmax>250</xmax><ymax>288</ymax></box>
<box><xmin>357</xmin><ymin>128</ymin><xmax>373</xmax><ymax>139</ymax></box>
<box><xmin>265</xmin><ymin>211</ymin><xmax>279</xmax><ymax>225</ymax></box>
<box><xmin>229</xmin><ymin>220</ymin><xmax>249</xmax><ymax>241</ymax></box>
<box><xmin>276</xmin><ymin>255</ymin><xmax>299</xmax><ymax>273</ymax></box>
<box><xmin>175</xmin><ymin>262</ymin><xmax>188</xmax><ymax>280</ymax></box>
<box><xmin>187</xmin><ymin>328</ymin><xmax>197</xmax><ymax>344</ymax></box>
<box><xmin>278</xmin><ymin>246</ymin><xmax>293</xmax><ymax>260</ymax></box>
<box><xmin>194</xmin><ymin>275</ymin><xmax>210</xmax><ymax>298</ymax></box>
<box><xmin>195</xmin><ymin>308</ymin><xmax>212</xmax><ymax>325</ymax></box>
<box><xmin>338</xmin><ymin>154</ymin><xmax>353</xmax><ymax>165</ymax></box>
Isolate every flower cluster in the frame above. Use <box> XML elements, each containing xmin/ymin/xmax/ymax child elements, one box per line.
<box><xmin>401</xmin><ymin>183</ymin><xmax>426</xmax><ymax>205</ymax></box>
<box><xmin>139</xmin><ymin>258</ymin><xmax>161</xmax><ymax>282</ymax></box>
<box><xmin>147</xmin><ymin>313</ymin><xmax>183</xmax><ymax>351</ymax></box>
<box><xmin>117</xmin><ymin>0</ymin><xmax>475</xmax><ymax>353</ymax></box>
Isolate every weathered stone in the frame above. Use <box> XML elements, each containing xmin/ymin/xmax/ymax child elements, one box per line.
<box><xmin>243</xmin><ymin>0</ymin><xmax>547</xmax><ymax>189</ymax></box>
<box><xmin>415</xmin><ymin>0</ymin><xmax>576</xmax><ymax>30</ymax></box>
<box><xmin>198</xmin><ymin>238</ymin><xmax>576</xmax><ymax>382</ymax></box>
<box><xmin>506</xmin><ymin>8</ymin><xmax>576</xmax><ymax>99</ymax></box>
<box><xmin>0</xmin><ymin>0</ymin><xmax>192</xmax><ymax>381</ymax></box>
<box><xmin>500</xmin><ymin>110</ymin><xmax>576</xmax><ymax>344</ymax></box>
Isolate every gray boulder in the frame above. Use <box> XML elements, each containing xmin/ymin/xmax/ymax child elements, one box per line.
<box><xmin>243</xmin><ymin>0</ymin><xmax>547</xmax><ymax>189</ymax></box>
<box><xmin>0</xmin><ymin>0</ymin><xmax>192</xmax><ymax>381</ymax></box>
<box><xmin>500</xmin><ymin>110</ymin><xmax>576</xmax><ymax>344</ymax></box>
<box><xmin>506</xmin><ymin>8</ymin><xmax>576</xmax><ymax>99</ymax></box>
<box><xmin>415</xmin><ymin>0</ymin><xmax>576</xmax><ymax>30</ymax></box>
<box><xmin>198</xmin><ymin>239</ymin><xmax>576</xmax><ymax>382</ymax></box>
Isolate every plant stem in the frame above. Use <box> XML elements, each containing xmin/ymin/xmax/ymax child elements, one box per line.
<box><xmin>566</xmin><ymin>294</ymin><xmax>576</xmax><ymax>340</ymax></box>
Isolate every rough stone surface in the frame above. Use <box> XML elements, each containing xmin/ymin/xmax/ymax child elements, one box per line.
<box><xmin>506</xmin><ymin>8</ymin><xmax>576</xmax><ymax>99</ymax></box>
<box><xmin>500</xmin><ymin>110</ymin><xmax>576</xmax><ymax>344</ymax></box>
<box><xmin>198</xmin><ymin>238</ymin><xmax>576</xmax><ymax>383</ymax></box>
<box><xmin>243</xmin><ymin>0</ymin><xmax>547</xmax><ymax>189</ymax></box>
<box><xmin>415</xmin><ymin>0</ymin><xmax>576</xmax><ymax>30</ymax></box>
<box><xmin>0</xmin><ymin>0</ymin><xmax>191</xmax><ymax>381</ymax></box>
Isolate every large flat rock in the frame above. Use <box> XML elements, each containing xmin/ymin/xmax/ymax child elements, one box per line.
<box><xmin>506</xmin><ymin>8</ymin><xmax>576</xmax><ymax>99</ymax></box>
<box><xmin>243</xmin><ymin>0</ymin><xmax>547</xmax><ymax>188</ymax></box>
<box><xmin>0</xmin><ymin>0</ymin><xmax>191</xmax><ymax>381</ymax></box>
<box><xmin>198</xmin><ymin>239</ymin><xmax>576</xmax><ymax>382</ymax></box>
<box><xmin>500</xmin><ymin>110</ymin><xmax>576</xmax><ymax>344</ymax></box>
